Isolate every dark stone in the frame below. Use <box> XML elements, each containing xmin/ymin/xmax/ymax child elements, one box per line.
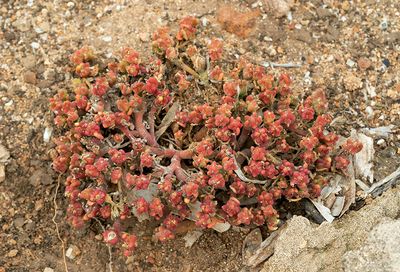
<box><xmin>4</xmin><ymin>31</ymin><xmax>16</xmax><ymax>42</ymax></box>
<box><xmin>382</xmin><ymin>59</ymin><xmax>390</xmax><ymax>68</ymax></box>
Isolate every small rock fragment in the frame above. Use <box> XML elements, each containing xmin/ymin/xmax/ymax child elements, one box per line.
<box><xmin>213</xmin><ymin>221</ymin><xmax>231</xmax><ymax>233</ymax></box>
<box><xmin>43</xmin><ymin>69</ymin><xmax>56</xmax><ymax>82</ymax></box>
<box><xmin>23</xmin><ymin>71</ymin><xmax>37</xmax><ymax>84</ymax></box>
<box><xmin>29</xmin><ymin>169</ymin><xmax>53</xmax><ymax>186</ymax></box>
<box><xmin>386</xmin><ymin>84</ymin><xmax>400</xmax><ymax>99</ymax></box>
<box><xmin>316</xmin><ymin>7</ymin><xmax>332</xmax><ymax>18</ymax></box>
<box><xmin>265</xmin><ymin>45</ymin><xmax>277</xmax><ymax>57</ymax></box>
<box><xmin>377</xmin><ymin>139</ymin><xmax>385</xmax><ymax>146</ymax></box>
<box><xmin>7</xmin><ymin>249</ymin><xmax>18</xmax><ymax>258</ymax></box>
<box><xmin>66</xmin><ymin>245</ymin><xmax>81</xmax><ymax>260</ymax></box>
<box><xmin>0</xmin><ymin>144</ymin><xmax>10</xmax><ymax>183</ymax></box>
<box><xmin>331</xmin><ymin>196</ymin><xmax>345</xmax><ymax>216</ymax></box>
<box><xmin>343</xmin><ymin>73</ymin><xmax>363</xmax><ymax>91</ymax></box>
<box><xmin>43</xmin><ymin>127</ymin><xmax>53</xmax><ymax>143</ymax></box>
<box><xmin>265</xmin><ymin>0</ymin><xmax>293</xmax><ymax>18</ymax></box>
<box><xmin>102</xmin><ymin>36</ymin><xmax>112</xmax><ymax>42</ymax></box>
<box><xmin>346</xmin><ymin>59</ymin><xmax>355</xmax><ymax>68</ymax></box>
<box><xmin>293</xmin><ymin>29</ymin><xmax>313</xmax><ymax>44</ymax></box>
<box><xmin>341</xmin><ymin>1</ymin><xmax>350</xmax><ymax>11</ymax></box>
<box><xmin>21</xmin><ymin>55</ymin><xmax>37</xmax><ymax>70</ymax></box>
<box><xmin>25</xmin><ymin>221</ymin><xmax>36</xmax><ymax>231</ymax></box>
<box><xmin>139</xmin><ymin>33</ymin><xmax>149</xmax><ymax>42</ymax></box>
<box><xmin>183</xmin><ymin>231</ymin><xmax>203</xmax><ymax>248</ymax></box>
<box><xmin>31</xmin><ymin>42</ymin><xmax>40</xmax><ymax>49</ymax></box>
<box><xmin>13</xmin><ymin>217</ymin><xmax>25</xmax><ymax>228</ymax></box>
<box><xmin>357</xmin><ymin>58</ymin><xmax>371</xmax><ymax>70</ymax></box>
<box><xmin>4</xmin><ymin>31</ymin><xmax>17</xmax><ymax>42</ymax></box>
<box><xmin>43</xmin><ymin>268</ymin><xmax>54</xmax><ymax>272</ymax></box>
<box><xmin>380</xmin><ymin>18</ymin><xmax>388</xmax><ymax>30</ymax></box>
<box><xmin>242</xmin><ymin>228</ymin><xmax>262</xmax><ymax>262</ymax></box>
<box><xmin>67</xmin><ymin>2</ymin><xmax>75</xmax><ymax>9</ymax></box>
<box><xmin>365</xmin><ymin>106</ymin><xmax>374</xmax><ymax>119</ymax></box>
<box><xmin>382</xmin><ymin>58</ymin><xmax>390</xmax><ymax>68</ymax></box>
<box><xmin>12</xmin><ymin>18</ymin><xmax>31</xmax><ymax>32</ymax></box>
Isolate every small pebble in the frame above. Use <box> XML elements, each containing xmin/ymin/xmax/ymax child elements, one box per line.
<box><xmin>295</xmin><ymin>23</ymin><xmax>302</xmax><ymax>29</ymax></box>
<box><xmin>66</xmin><ymin>245</ymin><xmax>81</xmax><ymax>260</ymax></box>
<box><xmin>365</xmin><ymin>106</ymin><xmax>374</xmax><ymax>118</ymax></box>
<box><xmin>5</xmin><ymin>100</ymin><xmax>13</xmax><ymax>107</ymax></box>
<box><xmin>139</xmin><ymin>33</ymin><xmax>149</xmax><ymax>42</ymax></box>
<box><xmin>387</xmin><ymin>84</ymin><xmax>400</xmax><ymax>99</ymax></box>
<box><xmin>380</xmin><ymin>18</ymin><xmax>388</xmax><ymax>30</ymax></box>
<box><xmin>67</xmin><ymin>2</ymin><xmax>75</xmax><ymax>9</ymax></box>
<box><xmin>346</xmin><ymin>59</ymin><xmax>355</xmax><ymax>67</ymax></box>
<box><xmin>341</xmin><ymin>1</ymin><xmax>350</xmax><ymax>11</ymax></box>
<box><xmin>263</xmin><ymin>36</ymin><xmax>273</xmax><ymax>42</ymax></box>
<box><xmin>43</xmin><ymin>127</ymin><xmax>53</xmax><ymax>143</ymax></box>
<box><xmin>358</xmin><ymin>58</ymin><xmax>371</xmax><ymax>70</ymax></box>
<box><xmin>23</xmin><ymin>71</ymin><xmax>37</xmax><ymax>84</ymax></box>
<box><xmin>343</xmin><ymin>73</ymin><xmax>362</xmax><ymax>91</ymax></box>
<box><xmin>265</xmin><ymin>45</ymin><xmax>277</xmax><ymax>57</ymax></box>
<box><xmin>287</xmin><ymin>11</ymin><xmax>293</xmax><ymax>21</ymax></box>
<box><xmin>13</xmin><ymin>217</ymin><xmax>25</xmax><ymax>228</ymax></box>
<box><xmin>201</xmin><ymin>17</ymin><xmax>208</xmax><ymax>27</ymax></box>
<box><xmin>7</xmin><ymin>249</ymin><xmax>18</xmax><ymax>258</ymax></box>
<box><xmin>102</xmin><ymin>36</ymin><xmax>112</xmax><ymax>42</ymax></box>
<box><xmin>31</xmin><ymin>42</ymin><xmax>40</xmax><ymax>49</ymax></box>
<box><xmin>382</xmin><ymin>58</ymin><xmax>390</xmax><ymax>68</ymax></box>
<box><xmin>43</xmin><ymin>268</ymin><xmax>54</xmax><ymax>272</ymax></box>
<box><xmin>377</xmin><ymin>139</ymin><xmax>385</xmax><ymax>146</ymax></box>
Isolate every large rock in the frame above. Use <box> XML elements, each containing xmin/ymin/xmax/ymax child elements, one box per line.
<box><xmin>343</xmin><ymin>219</ymin><xmax>400</xmax><ymax>272</ymax></box>
<box><xmin>262</xmin><ymin>188</ymin><xmax>400</xmax><ymax>272</ymax></box>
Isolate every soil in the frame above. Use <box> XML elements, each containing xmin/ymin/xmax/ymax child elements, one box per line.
<box><xmin>0</xmin><ymin>0</ymin><xmax>399</xmax><ymax>271</ymax></box>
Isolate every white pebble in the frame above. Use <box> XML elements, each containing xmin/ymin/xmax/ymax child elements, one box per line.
<box><xmin>67</xmin><ymin>2</ymin><xmax>75</xmax><ymax>9</ymax></box>
<box><xmin>346</xmin><ymin>59</ymin><xmax>355</xmax><ymax>67</ymax></box>
<box><xmin>365</xmin><ymin>106</ymin><xmax>374</xmax><ymax>118</ymax></box>
<box><xmin>287</xmin><ymin>11</ymin><xmax>293</xmax><ymax>21</ymax></box>
<box><xmin>102</xmin><ymin>36</ymin><xmax>112</xmax><ymax>42</ymax></box>
<box><xmin>43</xmin><ymin>127</ymin><xmax>53</xmax><ymax>143</ymax></box>
<box><xmin>201</xmin><ymin>17</ymin><xmax>208</xmax><ymax>27</ymax></box>
<box><xmin>5</xmin><ymin>100</ymin><xmax>13</xmax><ymax>107</ymax></box>
<box><xmin>377</xmin><ymin>139</ymin><xmax>385</xmax><ymax>146</ymax></box>
<box><xmin>31</xmin><ymin>42</ymin><xmax>40</xmax><ymax>49</ymax></box>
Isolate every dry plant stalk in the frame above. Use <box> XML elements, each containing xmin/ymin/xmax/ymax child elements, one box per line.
<box><xmin>52</xmin><ymin>175</ymin><xmax>69</xmax><ymax>272</ymax></box>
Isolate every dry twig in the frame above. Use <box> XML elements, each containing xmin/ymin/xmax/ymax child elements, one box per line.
<box><xmin>260</xmin><ymin>61</ymin><xmax>302</xmax><ymax>68</ymax></box>
<box><xmin>93</xmin><ymin>217</ymin><xmax>114</xmax><ymax>272</ymax></box>
<box><xmin>52</xmin><ymin>174</ymin><xmax>69</xmax><ymax>272</ymax></box>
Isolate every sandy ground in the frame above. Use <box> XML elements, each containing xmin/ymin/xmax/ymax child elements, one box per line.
<box><xmin>0</xmin><ymin>0</ymin><xmax>399</xmax><ymax>271</ymax></box>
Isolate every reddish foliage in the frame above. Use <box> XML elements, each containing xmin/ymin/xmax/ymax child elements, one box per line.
<box><xmin>50</xmin><ymin>16</ymin><xmax>363</xmax><ymax>258</ymax></box>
